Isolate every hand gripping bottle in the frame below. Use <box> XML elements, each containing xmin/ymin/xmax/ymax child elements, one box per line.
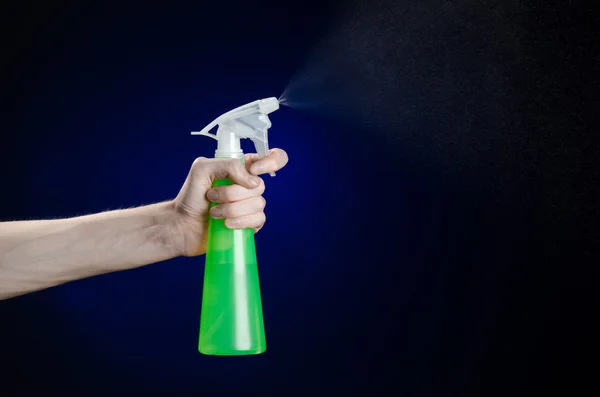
<box><xmin>191</xmin><ymin>97</ymin><xmax>279</xmax><ymax>355</ymax></box>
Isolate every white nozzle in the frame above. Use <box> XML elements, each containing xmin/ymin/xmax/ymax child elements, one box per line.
<box><xmin>191</xmin><ymin>97</ymin><xmax>280</xmax><ymax>176</ymax></box>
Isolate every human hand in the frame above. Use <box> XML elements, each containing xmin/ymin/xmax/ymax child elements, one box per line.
<box><xmin>172</xmin><ymin>149</ymin><xmax>289</xmax><ymax>257</ymax></box>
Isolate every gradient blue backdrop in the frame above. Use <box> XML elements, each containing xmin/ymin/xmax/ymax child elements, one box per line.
<box><xmin>1</xmin><ymin>1</ymin><xmax>596</xmax><ymax>396</ymax></box>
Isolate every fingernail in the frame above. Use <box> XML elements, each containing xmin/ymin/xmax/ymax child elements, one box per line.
<box><xmin>226</xmin><ymin>218</ymin><xmax>238</xmax><ymax>228</ymax></box>
<box><xmin>207</xmin><ymin>189</ymin><xmax>219</xmax><ymax>202</ymax></box>
<box><xmin>210</xmin><ymin>206</ymin><xmax>222</xmax><ymax>218</ymax></box>
<box><xmin>250</xmin><ymin>177</ymin><xmax>261</xmax><ymax>187</ymax></box>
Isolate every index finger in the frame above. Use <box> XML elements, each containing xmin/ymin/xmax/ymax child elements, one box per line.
<box><xmin>245</xmin><ymin>148</ymin><xmax>289</xmax><ymax>176</ymax></box>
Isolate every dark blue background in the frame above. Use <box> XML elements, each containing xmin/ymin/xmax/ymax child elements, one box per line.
<box><xmin>1</xmin><ymin>1</ymin><xmax>596</xmax><ymax>396</ymax></box>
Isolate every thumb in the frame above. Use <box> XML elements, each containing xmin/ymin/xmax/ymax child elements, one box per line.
<box><xmin>207</xmin><ymin>158</ymin><xmax>261</xmax><ymax>188</ymax></box>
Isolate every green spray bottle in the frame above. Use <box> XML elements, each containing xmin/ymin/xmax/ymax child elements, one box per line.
<box><xmin>191</xmin><ymin>97</ymin><xmax>280</xmax><ymax>355</ymax></box>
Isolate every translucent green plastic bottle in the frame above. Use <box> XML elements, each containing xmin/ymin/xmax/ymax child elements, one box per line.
<box><xmin>191</xmin><ymin>97</ymin><xmax>280</xmax><ymax>356</ymax></box>
<box><xmin>198</xmin><ymin>171</ymin><xmax>266</xmax><ymax>355</ymax></box>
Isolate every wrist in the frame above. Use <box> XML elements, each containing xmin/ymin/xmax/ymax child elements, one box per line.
<box><xmin>157</xmin><ymin>200</ymin><xmax>189</xmax><ymax>259</ymax></box>
<box><xmin>171</xmin><ymin>198</ymin><xmax>209</xmax><ymax>257</ymax></box>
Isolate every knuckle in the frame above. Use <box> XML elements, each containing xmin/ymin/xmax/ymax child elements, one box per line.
<box><xmin>258</xmin><ymin>196</ymin><xmax>267</xmax><ymax>210</ymax></box>
<box><xmin>257</xmin><ymin>179</ymin><xmax>266</xmax><ymax>194</ymax></box>
<box><xmin>191</xmin><ymin>156</ymin><xmax>208</xmax><ymax>171</ymax></box>
<box><xmin>249</xmin><ymin>213</ymin><xmax>265</xmax><ymax>229</ymax></box>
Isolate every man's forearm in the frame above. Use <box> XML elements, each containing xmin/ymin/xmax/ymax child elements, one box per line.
<box><xmin>0</xmin><ymin>201</ymin><xmax>182</xmax><ymax>299</ymax></box>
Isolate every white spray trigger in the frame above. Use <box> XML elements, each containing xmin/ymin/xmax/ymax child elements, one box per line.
<box><xmin>192</xmin><ymin>129</ymin><xmax>218</xmax><ymax>141</ymax></box>
<box><xmin>191</xmin><ymin>97</ymin><xmax>279</xmax><ymax>176</ymax></box>
<box><xmin>239</xmin><ymin>113</ymin><xmax>271</xmax><ymax>158</ymax></box>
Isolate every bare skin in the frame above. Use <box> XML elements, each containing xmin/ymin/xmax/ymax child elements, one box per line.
<box><xmin>0</xmin><ymin>149</ymin><xmax>289</xmax><ymax>300</ymax></box>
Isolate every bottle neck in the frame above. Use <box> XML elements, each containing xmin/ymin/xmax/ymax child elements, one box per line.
<box><xmin>214</xmin><ymin>151</ymin><xmax>244</xmax><ymax>159</ymax></box>
<box><xmin>216</xmin><ymin>124</ymin><xmax>243</xmax><ymax>158</ymax></box>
